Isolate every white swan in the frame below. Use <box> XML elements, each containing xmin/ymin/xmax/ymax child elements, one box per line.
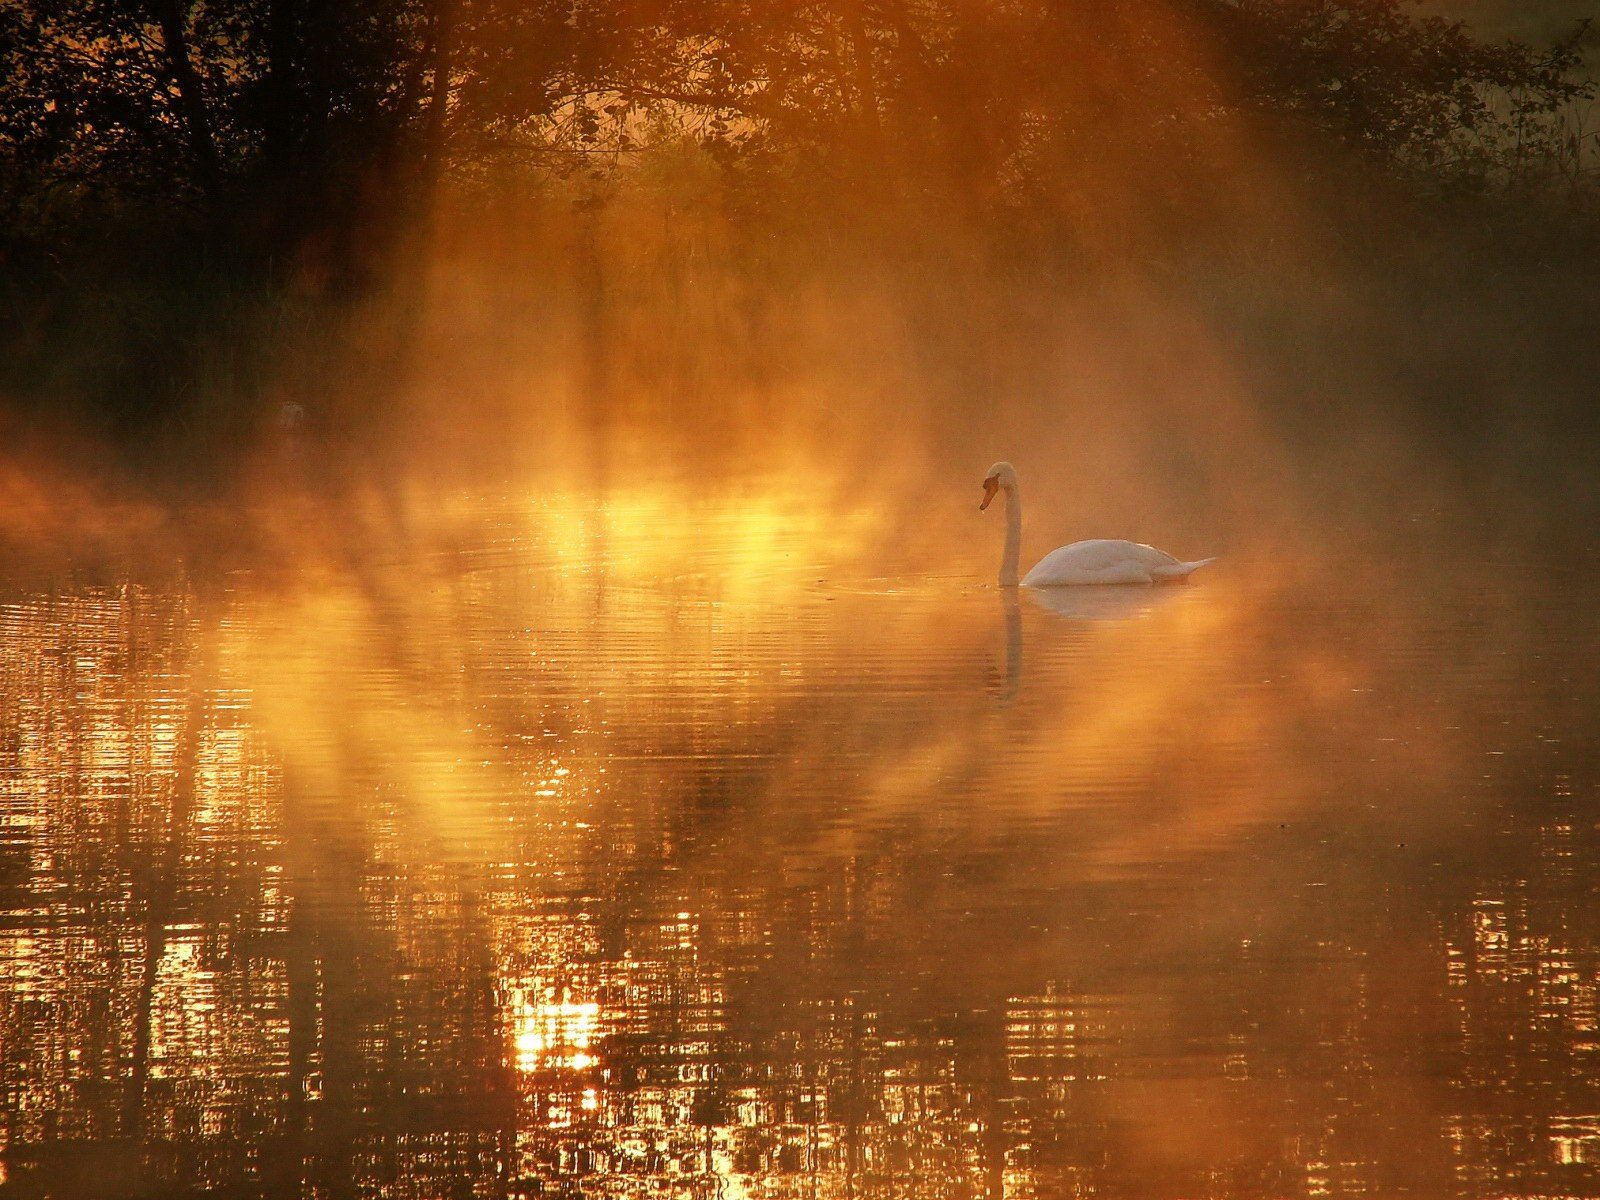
<box><xmin>980</xmin><ymin>461</ymin><xmax>1216</xmax><ymax>587</ymax></box>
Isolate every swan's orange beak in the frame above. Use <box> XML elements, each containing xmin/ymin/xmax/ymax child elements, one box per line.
<box><xmin>979</xmin><ymin>477</ymin><xmax>999</xmax><ymax>511</ymax></box>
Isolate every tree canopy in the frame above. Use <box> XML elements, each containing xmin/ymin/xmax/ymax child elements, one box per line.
<box><xmin>0</xmin><ymin>0</ymin><xmax>1591</xmax><ymax>269</ymax></box>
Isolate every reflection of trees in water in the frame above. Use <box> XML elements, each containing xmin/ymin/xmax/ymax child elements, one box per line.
<box><xmin>1</xmin><ymin>554</ymin><xmax>1599</xmax><ymax>1196</ymax></box>
<box><xmin>121</xmin><ymin>590</ymin><xmax>205</xmax><ymax>1189</ymax></box>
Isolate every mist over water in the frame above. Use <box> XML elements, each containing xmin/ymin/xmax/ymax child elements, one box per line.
<box><xmin>0</xmin><ymin>481</ymin><xmax>1597</xmax><ymax>1197</ymax></box>
<box><xmin>4</xmin><ymin>1</ymin><xmax>1600</xmax><ymax>1196</ymax></box>
<box><xmin>5</xmin><ymin>140</ymin><xmax>1600</xmax><ymax>1199</ymax></box>
<box><xmin>4</xmin><ymin>147</ymin><xmax>1600</xmax><ymax>1200</ymax></box>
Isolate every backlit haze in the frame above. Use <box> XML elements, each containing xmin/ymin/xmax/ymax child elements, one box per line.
<box><xmin>1</xmin><ymin>1</ymin><xmax>1599</xmax><ymax>1197</ymax></box>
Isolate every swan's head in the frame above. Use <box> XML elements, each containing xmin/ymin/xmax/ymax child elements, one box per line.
<box><xmin>979</xmin><ymin>461</ymin><xmax>1018</xmax><ymax>511</ymax></box>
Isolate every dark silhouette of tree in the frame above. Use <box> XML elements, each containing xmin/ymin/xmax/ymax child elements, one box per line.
<box><xmin>0</xmin><ymin>0</ymin><xmax>1592</xmax><ymax>434</ymax></box>
<box><xmin>3</xmin><ymin>0</ymin><xmax>1587</xmax><ymax>238</ymax></box>
<box><xmin>579</xmin><ymin>1</ymin><xmax>1591</xmax><ymax>204</ymax></box>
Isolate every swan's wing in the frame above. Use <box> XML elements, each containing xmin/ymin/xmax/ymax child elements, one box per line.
<box><xmin>1128</xmin><ymin>541</ymin><xmax>1182</xmax><ymax>568</ymax></box>
<box><xmin>1054</xmin><ymin>540</ymin><xmax>1176</xmax><ymax>571</ymax></box>
<box><xmin>1024</xmin><ymin>541</ymin><xmax>1140</xmax><ymax>585</ymax></box>
<box><xmin>1023</xmin><ymin>540</ymin><xmax>1190</xmax><ymax>586</ymax></box>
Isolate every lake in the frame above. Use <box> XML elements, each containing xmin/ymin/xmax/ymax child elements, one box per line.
<box><xmin>0</xmin><ymin>486</ymin><xmax>1596</xmax><ymax>1198</ymax></box>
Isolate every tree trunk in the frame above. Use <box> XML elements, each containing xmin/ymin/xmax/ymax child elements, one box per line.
<box><xmin>422</xmin><ymin>0</ymin><xmax>458</xmax><ymax>183</ymax></box>
<box><xmin>152</xmin><ymin>0</ymin><xmax>222</xmax><ymax>193</ymax></box>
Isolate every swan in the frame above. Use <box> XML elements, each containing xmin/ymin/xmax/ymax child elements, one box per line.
<box><xmin>979</xmin><ymin>462</ymin><xmax>1216</xmax><ymax>587</ymax></box>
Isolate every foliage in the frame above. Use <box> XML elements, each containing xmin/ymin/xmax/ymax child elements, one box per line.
<box><xmin>0</xmin><ymin>2</ymin><xmax>1590</xmax><ymax>235</ymax></box>
<box><xmin>0</xmin><ymin>1</ymin><xmax>1594</xmax><ymax>445</ymax></box>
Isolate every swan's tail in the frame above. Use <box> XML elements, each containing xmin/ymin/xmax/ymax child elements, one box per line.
<box><xmin>1154</xmin><ymin>556</ymin><xmax>1218</xmax><ymax>581</ymax></box>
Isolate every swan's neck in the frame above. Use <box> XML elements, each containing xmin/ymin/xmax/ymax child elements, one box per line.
<box><xmin>1000</xmin><ymin>487</ymin><xmax>1022</xmax><ymax>587</ymax></box>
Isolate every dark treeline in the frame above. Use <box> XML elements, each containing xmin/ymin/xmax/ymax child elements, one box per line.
<box><xmin>0</xmin><ymin>1</ymin><xmax>1597</xmax><ymax>471</ymax></box>
<box><xmin>4</xmin><ymin>2</ymin><xmax>1590</xmax><ymax>242</ymax></box>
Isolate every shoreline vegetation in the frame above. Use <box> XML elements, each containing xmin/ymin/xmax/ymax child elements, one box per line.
<box><xmin>1</xmin><ymin>1</ymin><xmax>1598</xmax><ymax>542</ymax></box>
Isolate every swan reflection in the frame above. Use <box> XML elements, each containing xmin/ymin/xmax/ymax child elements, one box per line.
<box><xmin>1025</xmin><ymin>582</ymin><xmax>1186</xmax><ymax>621</ymax></box>
<box><xmin>998</xmin><ymin>583</ymin><xmax>1184</xmax><ymax>698</ymax></box>
<box><xmin>999</xmin><ymin>589</ymin><xmax>1023</xmax><ymax>700</ymax></box>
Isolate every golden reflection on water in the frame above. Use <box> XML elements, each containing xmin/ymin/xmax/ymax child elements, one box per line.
<box><xmin>0</xmin><ymin>487</ymin><xmax>1597</xmax><ymax>1198</ymax></box>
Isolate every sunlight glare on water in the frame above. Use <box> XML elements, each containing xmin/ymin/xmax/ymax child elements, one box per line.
<box><xmin>0</xmin><ymin>487</ymin><xmax>1596</xmax><ymax>1198</ymax></box>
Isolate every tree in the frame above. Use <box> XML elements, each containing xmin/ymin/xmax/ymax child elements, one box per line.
<box><xmin>0</xmin><ymin>0</ymin><xmax>1590</xmax><ymax>266</ymax></box>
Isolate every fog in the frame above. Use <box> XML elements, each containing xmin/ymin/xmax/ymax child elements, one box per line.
<box><xmin>3</xmin><ymin>1</ymin><xmax>1597</xmax><ymax>581</ymax></box>
<box><xmin>2</xmin><ymin>7</ymin><xmax>1600</xmax><ymax>1194</ymax></box>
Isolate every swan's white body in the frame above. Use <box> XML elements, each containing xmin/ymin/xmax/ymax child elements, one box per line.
<box><xmin>1022</xmin><ymin>538</ymin><xmax>1214</xmax><ymax>586</ymax></box>
<box><xmin>980</xmin><ymin>462</ymin><xmax>1215</xmax><ymax>587</ymax></box>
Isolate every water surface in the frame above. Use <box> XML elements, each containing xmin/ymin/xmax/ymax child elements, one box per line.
<box><xmin>1</xmin><ymin>494</ymin><xmax>1597</xmax><ymax>1199</ymax></box>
